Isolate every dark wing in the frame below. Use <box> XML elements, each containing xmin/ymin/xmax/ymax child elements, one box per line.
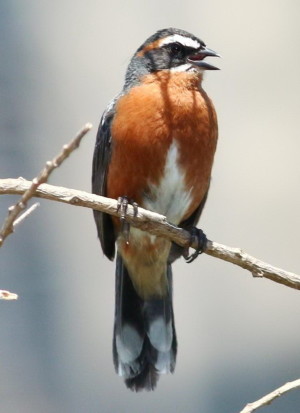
<box><xmin>92</xmin><ymin>98</ymin><xmax>118</xmax><ymax>261</ymax></box>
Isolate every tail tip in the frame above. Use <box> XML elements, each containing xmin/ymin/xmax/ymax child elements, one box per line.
<box><xmin>124</xmin><ymin>364</ymin><xmax>159</xmax><ymax>392</ymax></box>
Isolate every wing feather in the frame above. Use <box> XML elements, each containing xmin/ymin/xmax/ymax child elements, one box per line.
<box><xmin>92</xmin><ymin>98</ymin><xmax>119</xmax><ymax>260</ymax></box>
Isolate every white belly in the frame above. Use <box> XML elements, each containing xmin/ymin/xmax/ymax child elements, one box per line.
<box><xmin>143</xmin><ymin>141</ymin><xmax>192</xmax><ymax>225</ymax></box>
<box><xmin>121</xmin><ymin>142</ymin><xmax>192</xmax><ymax>280</ymax></box>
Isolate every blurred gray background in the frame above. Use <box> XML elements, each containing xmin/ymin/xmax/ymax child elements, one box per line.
<box><xmin>1</xmin><ymin>1</ymin><xmax>300</xmax><ymax>412</ymax></box>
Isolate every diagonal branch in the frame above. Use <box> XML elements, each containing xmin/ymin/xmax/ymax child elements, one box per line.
<box><xmin>12</xmin><ymin>202</ymin><xmax>40</xmax><ymax>227</ymax></box>
<box><xmin>239</xmin><ymin>378</ymin><xmax>300</xmax><ymax>413</ymax></box>
<box><xmin>1</xmin><ymin>177</ymin><xmax>300</xmax><ymax>291</ymax></box>
<box><xmin>0</xmin><ymin>123</ymin><xmax>92</xmax><ymax>247</ymax></box>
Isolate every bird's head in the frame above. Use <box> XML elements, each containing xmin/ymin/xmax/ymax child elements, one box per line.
<box><xmin>125</xmin><ymin>28</ymin><xmax>220</xmax><ymax>87</ymax></box>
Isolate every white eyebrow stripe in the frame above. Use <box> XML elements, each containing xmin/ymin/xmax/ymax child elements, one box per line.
<box><xmin>160</xmin><ymin>34</ymin><xmax>200</xmax><ymax>49</ymax></box>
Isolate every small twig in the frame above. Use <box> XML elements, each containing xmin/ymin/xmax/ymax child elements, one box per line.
<box><xmin>0</xmin><ymin>290</ymin><xmax>18</xmax><ymax>300</ymax></box>
<box><xmin>0</xmin><ymin>123</ymin><xmax>92</xmax><ymax>247</ymax></box>
<box><xmin>239</xmin><ymin>378</ymin><xmax>300</xmax><ymax>413</ymax></box>
<box><xmin>1</xmin><ymin>178</ymin><xmax>300</xmax><ymax>291</ymax></box>
<box><xmin>205</xmin><ymin>241</ymin><xmax>300</xmax><ymax>290</ymax></box>
<box><xmin>13</xmin><ymin>202</ymin><xmax>40</xmax><ymax>227</ymax></box>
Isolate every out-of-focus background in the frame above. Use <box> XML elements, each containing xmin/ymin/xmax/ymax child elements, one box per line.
<box><xmin>1</xmin><ymin>1</ymin><xmax>300</xmax><ymax>412</ymax></box>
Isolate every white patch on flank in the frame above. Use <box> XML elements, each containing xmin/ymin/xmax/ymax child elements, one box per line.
<box><xmin>143</xmin><ymin>141</ymin><xmax>192</xmax><ymax>225</ymax></box>
<box><xmin>160</xmin><ymin>34</ymin><xmax>200</xmax><ymax>50</ymax></box>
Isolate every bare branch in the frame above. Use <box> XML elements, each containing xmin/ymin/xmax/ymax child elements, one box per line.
<box><xmin>0</xmin><ymin>123</ymin><xmax>92</xmax><ymax>247</ymax></box>
<box><xmin>0</xmin><ymin>290</ymin><xmax>18</xmax><ymax>300</ymax></box>
<box><xmin>1</xmin><ymin>178</ymin><xmax>300</xmax><ymax>291</ymax></box>
<box><xmin>240</xmin><ymin>379</ymin><xmax>300</xmax><ymax>413</ymax></box>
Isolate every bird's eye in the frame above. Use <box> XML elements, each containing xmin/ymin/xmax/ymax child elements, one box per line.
<box><xmin>169</xmin><ymin>42</ymin><xmax>184</xmax><ymax>56</ymax></box>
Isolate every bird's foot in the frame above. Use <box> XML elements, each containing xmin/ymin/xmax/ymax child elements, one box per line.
<box><xmin>117</xmin><ymin>196</ymin><xmax>138</xmax><ymax>244</ymax></box>
<box><xmin>184</xmin><ymin>227</ymin><xmax>207</xmax><ymax>263</ymax></box>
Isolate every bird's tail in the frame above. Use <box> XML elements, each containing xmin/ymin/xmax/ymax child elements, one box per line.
<box><xmin>113</xmin><ymin>254</ymin><xmax>177</xmax><ymax>391</ymax></box>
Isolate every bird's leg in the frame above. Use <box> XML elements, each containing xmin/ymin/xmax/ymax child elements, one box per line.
<box><xmin>117</xmin><ymin>196</ymin><xmax>130</xmax><ymax>243</ymax></box>
<box><xmin>184</xmin><ymin>227</ymin><xmax>207</xmax><ymax>263</ymax></box>
<box><xmin>117</xmin><ymin>196</ymin><xmax>138</xmax><ymax>244</ymax></box>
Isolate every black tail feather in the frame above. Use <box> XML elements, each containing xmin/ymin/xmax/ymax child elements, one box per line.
<box><xmin>124</xmin><ymin>356</ymin><xmax>159</xmax><ymax>391</ymax></box>
<box><xmin>113</xmin><ymin>254</ymin><xmax>177</xmax><ymax>391</ymax></box>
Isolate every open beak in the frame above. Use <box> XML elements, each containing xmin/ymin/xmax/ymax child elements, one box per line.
<box><xmin>187</xmin><ymin>46</ymin><xmax>220</xmax><ymax>70</ymax></box>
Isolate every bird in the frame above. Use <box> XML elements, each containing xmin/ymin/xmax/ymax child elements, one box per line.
<box><xmin>92</xmin><ymin>27</ymin><xmax>219</xmax><ymax>391</ymax></box>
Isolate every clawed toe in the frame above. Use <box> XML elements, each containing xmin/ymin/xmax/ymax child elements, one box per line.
<box><xmin>184</xmin><ymin>227</ymin><xmax>207</xmax><ymax>263</ymax></box>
